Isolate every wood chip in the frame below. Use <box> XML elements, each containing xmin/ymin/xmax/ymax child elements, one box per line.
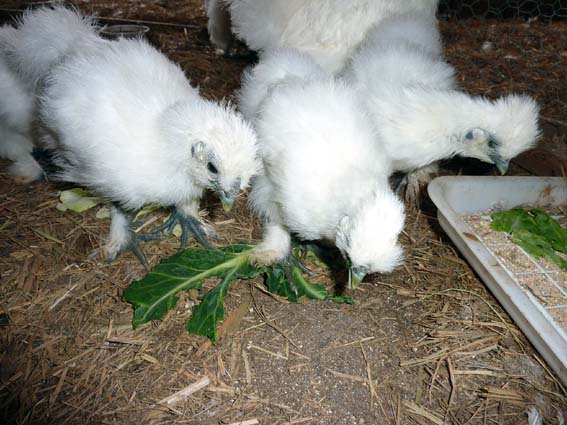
<box><xmin>404</xmin><ymin>401</ymin><xmax>444</xmax><ymax>425</ymax></box>
<box><xmin>157</xmin><ymin>376</ymin><xmax>211</xmax><ymax>406</ymax></box>
<box><xmin>104</xmin><ymin>336</ymin><xmax>144</xmax><ymax>345</ymax></box>
<box><xmin>32</xmin><ymin>227</ymin><xmax>64</xmax><ymax>245</ymax></box>
<box><xmin>243</xmin><ymin>349</ymin><xmax>252</xmax><ymax>385</ymax></box>
<box><xmin>227</xmin><ymin>420</ymin><xmax>259</xmax><ymax>425</ymax></box>
<box><xmin>325</xmin><ymin>336</ymin><xmax>375</xmax><ymax>351</ymax></box>
<box><xmin>326</xmin><ymin>368</ymin><xmax>368</xmax><ymax>384</ymax></box>
<box><xmin>248</xmin><ymin>343</ymin><xmax>287</xmax><ymax>360</ymax></box>
<box><xmin>478</xmin><ymin>386</ymin><xmax>527</xmax><ymax>403</ymax></box>
<box><xmin>48</xmin><ymin>284</ymin><xmax>79</xmax><ymax>311</ymax></box>
<box><xmin>289</xmin><ymin>418</ymin><xmax>314</xmax><ymax>424</ymax></box>
<box><xmin>49</xmin><ymin>367</ymin><xmax>68</xmax><ymax>410</ymax></box>
<box><xmin>400</xmin><ymin>336</ymin><xmax>500</xmax><ymax>367</ymax></box>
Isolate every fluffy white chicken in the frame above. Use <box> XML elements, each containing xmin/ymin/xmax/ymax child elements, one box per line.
<box><xmin>243</xmin><ymin>52</ymin><xmax>405</xmax><ymax>287</ymax></box>
<box><xmin>345</xmin><ymin>12</ymin><xmax>451</xmax><ymax>90</ymax></box>
<box><xmin>0</xmin><ymin>25</ymin><xmax>42</xmax><ymax>183</ymax></box>
<box><xmin>40</xmin><ymin>35</ymin><xmax>261</xmax><ymax>265</ymax></box>
<box><xmin>0</xmin><ymin>6</ymin><xmax>103</xmax><ymax>183</ymax></box>
<box><xmin>238</xmin><ymin>47</ymin><xmax>328</xmax><ymax>122</ymax></box>
<box><xmin>2</xmin><ymin>6</ymin><xmax>102</xmax><ymax>89</ymax></box>
<box><xmin>343</xmin><ymin>12</ymin><xmax>540</xmax><ymax>201</ymax></box>
<box><xmin>206</xmin><ymin>0</ymin><xmax>439</xmax><ymax>73</ymax></box>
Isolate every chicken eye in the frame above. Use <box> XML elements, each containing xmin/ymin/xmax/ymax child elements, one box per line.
<box><xmin>207</xmin><ymin>162</ymin><xmax>218</xmax><ymax>174</ymax></box>
<box><xmin>488</xmin><ymin>139</ymin><xmax>497</xmax><ymax>150</ymax></box>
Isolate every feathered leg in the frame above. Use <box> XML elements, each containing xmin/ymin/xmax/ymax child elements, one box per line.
<box><xmin>404</xmin><ymin>162</ymin><xmax>439</xmax><ymax>204</ymax></box>
<box><xmin>391</xmin><ymin>163</ymin><xmax>438</xmax><ymax>205</ymax></box>
<box><xmin>0</xmin><ymin>127</ymin><xmax>42</xmax><ymax>183</ymax></box>
<box><xmin>392</xmin><ymin>173</ymin><xmax>408</xmax><ymax>195</ymax></box>
<box><xmin>250</xmin><ymin>221</ymin><xmax>315</xmax><ymax>298</ymax></box>
<box><xmin>205</xmin><ymin>0</ymin><xmax>233</xmax><ymax>53</ymax></box>
<box><xmin>249</xmin><ymin>175</ymin><xmax>292</xmax><ymax>265</ymax></box>
<box><xmin>249</xmin><ymin>221</ymin><xmax>292</xmax><ymax>266</ymax></box>
<box><xmin>105</xmin><ymin>204</ymin><xmax>162</xmax><ymax>268</ymax></box>
<box><xmin>7</xmin><ymin>153</ymin><xmax>43</xmax><ymax>184</ymax></box>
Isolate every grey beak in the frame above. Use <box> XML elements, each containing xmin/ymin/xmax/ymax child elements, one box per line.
<box><xmin>495</xmin><ymin>159</ymin><xmax>510</xmax><ymax>175</ymax></box>
<box><xmin>218</xmin><ymin>179</ymin><xmax>241</xmax><ymax>212</ymax></box>
<box><xmin>219</xmin><ymin>191</ymin><xmax>235</xmax><ymax>212</ymax></box>
<box><xmin>348</xmin><ymin>266</ymin><xmax>368</xmax><ymax>289</ymax></box>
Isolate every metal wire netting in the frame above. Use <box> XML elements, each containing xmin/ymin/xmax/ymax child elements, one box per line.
<box><xmin>438</xmin><ymin>0</ymin><xmax>567</xmax><ymax>18</ymax></box>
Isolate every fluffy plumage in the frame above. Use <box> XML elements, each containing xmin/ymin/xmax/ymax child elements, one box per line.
<box><xmin>247</xmin><ymin>70</ymin><xmax>405</xmax><ymax>284</ymax></box>
<box><xmin>344</xmin><ymin>13</ymin><xmax>454</xmax><ymax>92</ymax></box>
<box><xmin>40</xmin><ymin>35</ymin><xmax>260</xmax><ymax>263</ymax></box>
<box><xmin>0</xmin><ymin>6</ymin><xmax>102</xmax><ymax>182</ymax></box>
<box><xmin>238</xmin><ymin>47</ymin><xmax>327</xmax><ymax>122</ymax></box>
<box><xmin>362</xmin><ymin>88</ymin><xmax>540</xmax><ymax>174</ymax></box>
<box><xmin>343</xmin><ymin>12</ymin><xmax>540</xmax><ymax>200</ymax></box>
<box><xmin>0</xmin><ymin>26</ymin><xmax>41</xmax><ymax>183</ymax></box>
<box><xmin>206</xmin><ymin>0</ymin><xmax>439</xmax><ymax>72</ymax></box>
<box><xmin>2</xmin><ymin>6</ymin><xmax>102</xmax><ymax>89</ymax></box>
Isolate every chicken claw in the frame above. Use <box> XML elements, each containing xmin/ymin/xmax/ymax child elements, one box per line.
<box><xmin>151</xmin><ymin>207</ymin><xmax>217</xmax><ymax>250</ymax></box>
<box><xmin>104</xmin><ymin>207</ymin><xmax>163</xmax><ymax>268</ymax></box>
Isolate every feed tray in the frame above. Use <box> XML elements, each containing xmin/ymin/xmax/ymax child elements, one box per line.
<box><xmin>428</xmin><ymin>176</ymin><xmax>567</xmax><ymax>385</ymax></box>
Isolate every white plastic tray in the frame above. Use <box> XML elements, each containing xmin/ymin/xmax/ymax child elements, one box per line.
<box><xmin>428</xmin><ymin>176</ymin><xmax>567</xmax><ymax>385</ymax></box>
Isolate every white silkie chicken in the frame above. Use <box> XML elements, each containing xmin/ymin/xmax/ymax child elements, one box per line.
<box><xmin>343</xmin><ymin>12</ymin><xmax>541</xmax><ymax>201</ymax></box>
<box><xmin>0</xmin><ymin>25</ymin><xmax>41</xmax><ymax>183</ymax></box>
<box><xmin>0</xmin><ymin>6</ymin><xmax>103</xmax><ymax>183</ymax></box>
<box><xmin>241</xmin><ymin>51</ymin><xmax>405</xmax><ymax>287</ymax></box>
<box><xmin>2</xmin><ymin>6</ymin><xmax>102</xmax><ymax>90</ymax></box>
<box><xmin>206</xmin><ymin>0</ymin><xmax>439</xmax><ymax>73</ymax></box>
<box><xmin>39</xmin><ymin>36</ymin><xmax>261</xmax><ymax>266</ymax></box>
<box><xmin>238</xmin><ymin>47</ymin><xmax>328</xmax><ymax>123</ymax></box>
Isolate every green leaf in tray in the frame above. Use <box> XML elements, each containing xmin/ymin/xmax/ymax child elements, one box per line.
<box><xmin>491</xmin><ymin>208</ymin><xmax>567</xmax><ymax>270</ymax></box>
<box><xmin>513</xmin><ymin>230</ymin><xmax>567</xmax><ymax>270</ymax></box>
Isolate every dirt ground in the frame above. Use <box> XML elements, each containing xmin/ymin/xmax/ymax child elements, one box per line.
<box><xmin>1</xmin><ymin>1</ymin><xmax>567</xmax><ymax>424</ymax></box>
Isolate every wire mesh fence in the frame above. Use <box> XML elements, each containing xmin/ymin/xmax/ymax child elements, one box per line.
<box><xmin>438</xmin><ymin>0</ymin><xmax>567</xmax><ymax>19</ymax></box>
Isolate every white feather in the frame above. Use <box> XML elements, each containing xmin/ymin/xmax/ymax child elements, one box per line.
<box><xmin>0</xmin><ymin>6</ymin><xmax>102</xmax><ymax>183</ymax></box>
<box><xmin>238</xmin><ymin>47</ymin><xmax>327</xmax><ymax>122</ymax></box>
<box><xmin>249</xmin><ymin>75</ymin><xmax>405</xmax><ymax>273</ymax></box>
<box><xmin>357</xmin><ymin>11</ymin><xmax>443</xmax><ymax>58</ymax></box>
<box><xmin>0</xmin><ymin>25</ymin><xmax>42</xmax><ymax>182</ymax></box>
<box><xmin>3</xmin><ymin>5</ymin><xmax>102</xmax><ymax>89</ymax></box>
<box><xmin>363</xmin><ymin>88</ymin><xmax>540</xmax><ymax>173</ymax></box>
<box><xmin>343</xmin><ymin>14</ymin><xmax>455</xmax><ymax>93</ymax></box>
<box><xmin>208</xmin><ymin>0</ymin><xmax>439</xmax><ymax>72</ymax></box>
<box><xmin>343</xmin><ymin>12</ymin><xmax>540</xmax><ymax>199</ymax></box>
<box><xmin>527</xmin><ymin>407</ymin><xmax>543</xmax><ymax>425</ymax></box>
<box><xmin>40</xmin><ymin>36</ymin><xmax>260</xmax><ymax>258</ymax></box>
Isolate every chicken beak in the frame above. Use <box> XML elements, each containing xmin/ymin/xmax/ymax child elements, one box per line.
<box><xmin>348</xmin><ymin>266</ymin><xmax>368</xmax><ymax>289</ymax></box>
<box><xmin>495</xmin><ymin>159</ymin><xmax>510</xmax><ymax>175</ymax></box>
<box><xmin>219</xmin><ymin>179</ymin><xmax>241</xmax><ymax>212</ymax></box>
<box><xmin>219</xmin><ymin>191</ymin><xmax>235</xmax><ymax>212</ymax></box>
